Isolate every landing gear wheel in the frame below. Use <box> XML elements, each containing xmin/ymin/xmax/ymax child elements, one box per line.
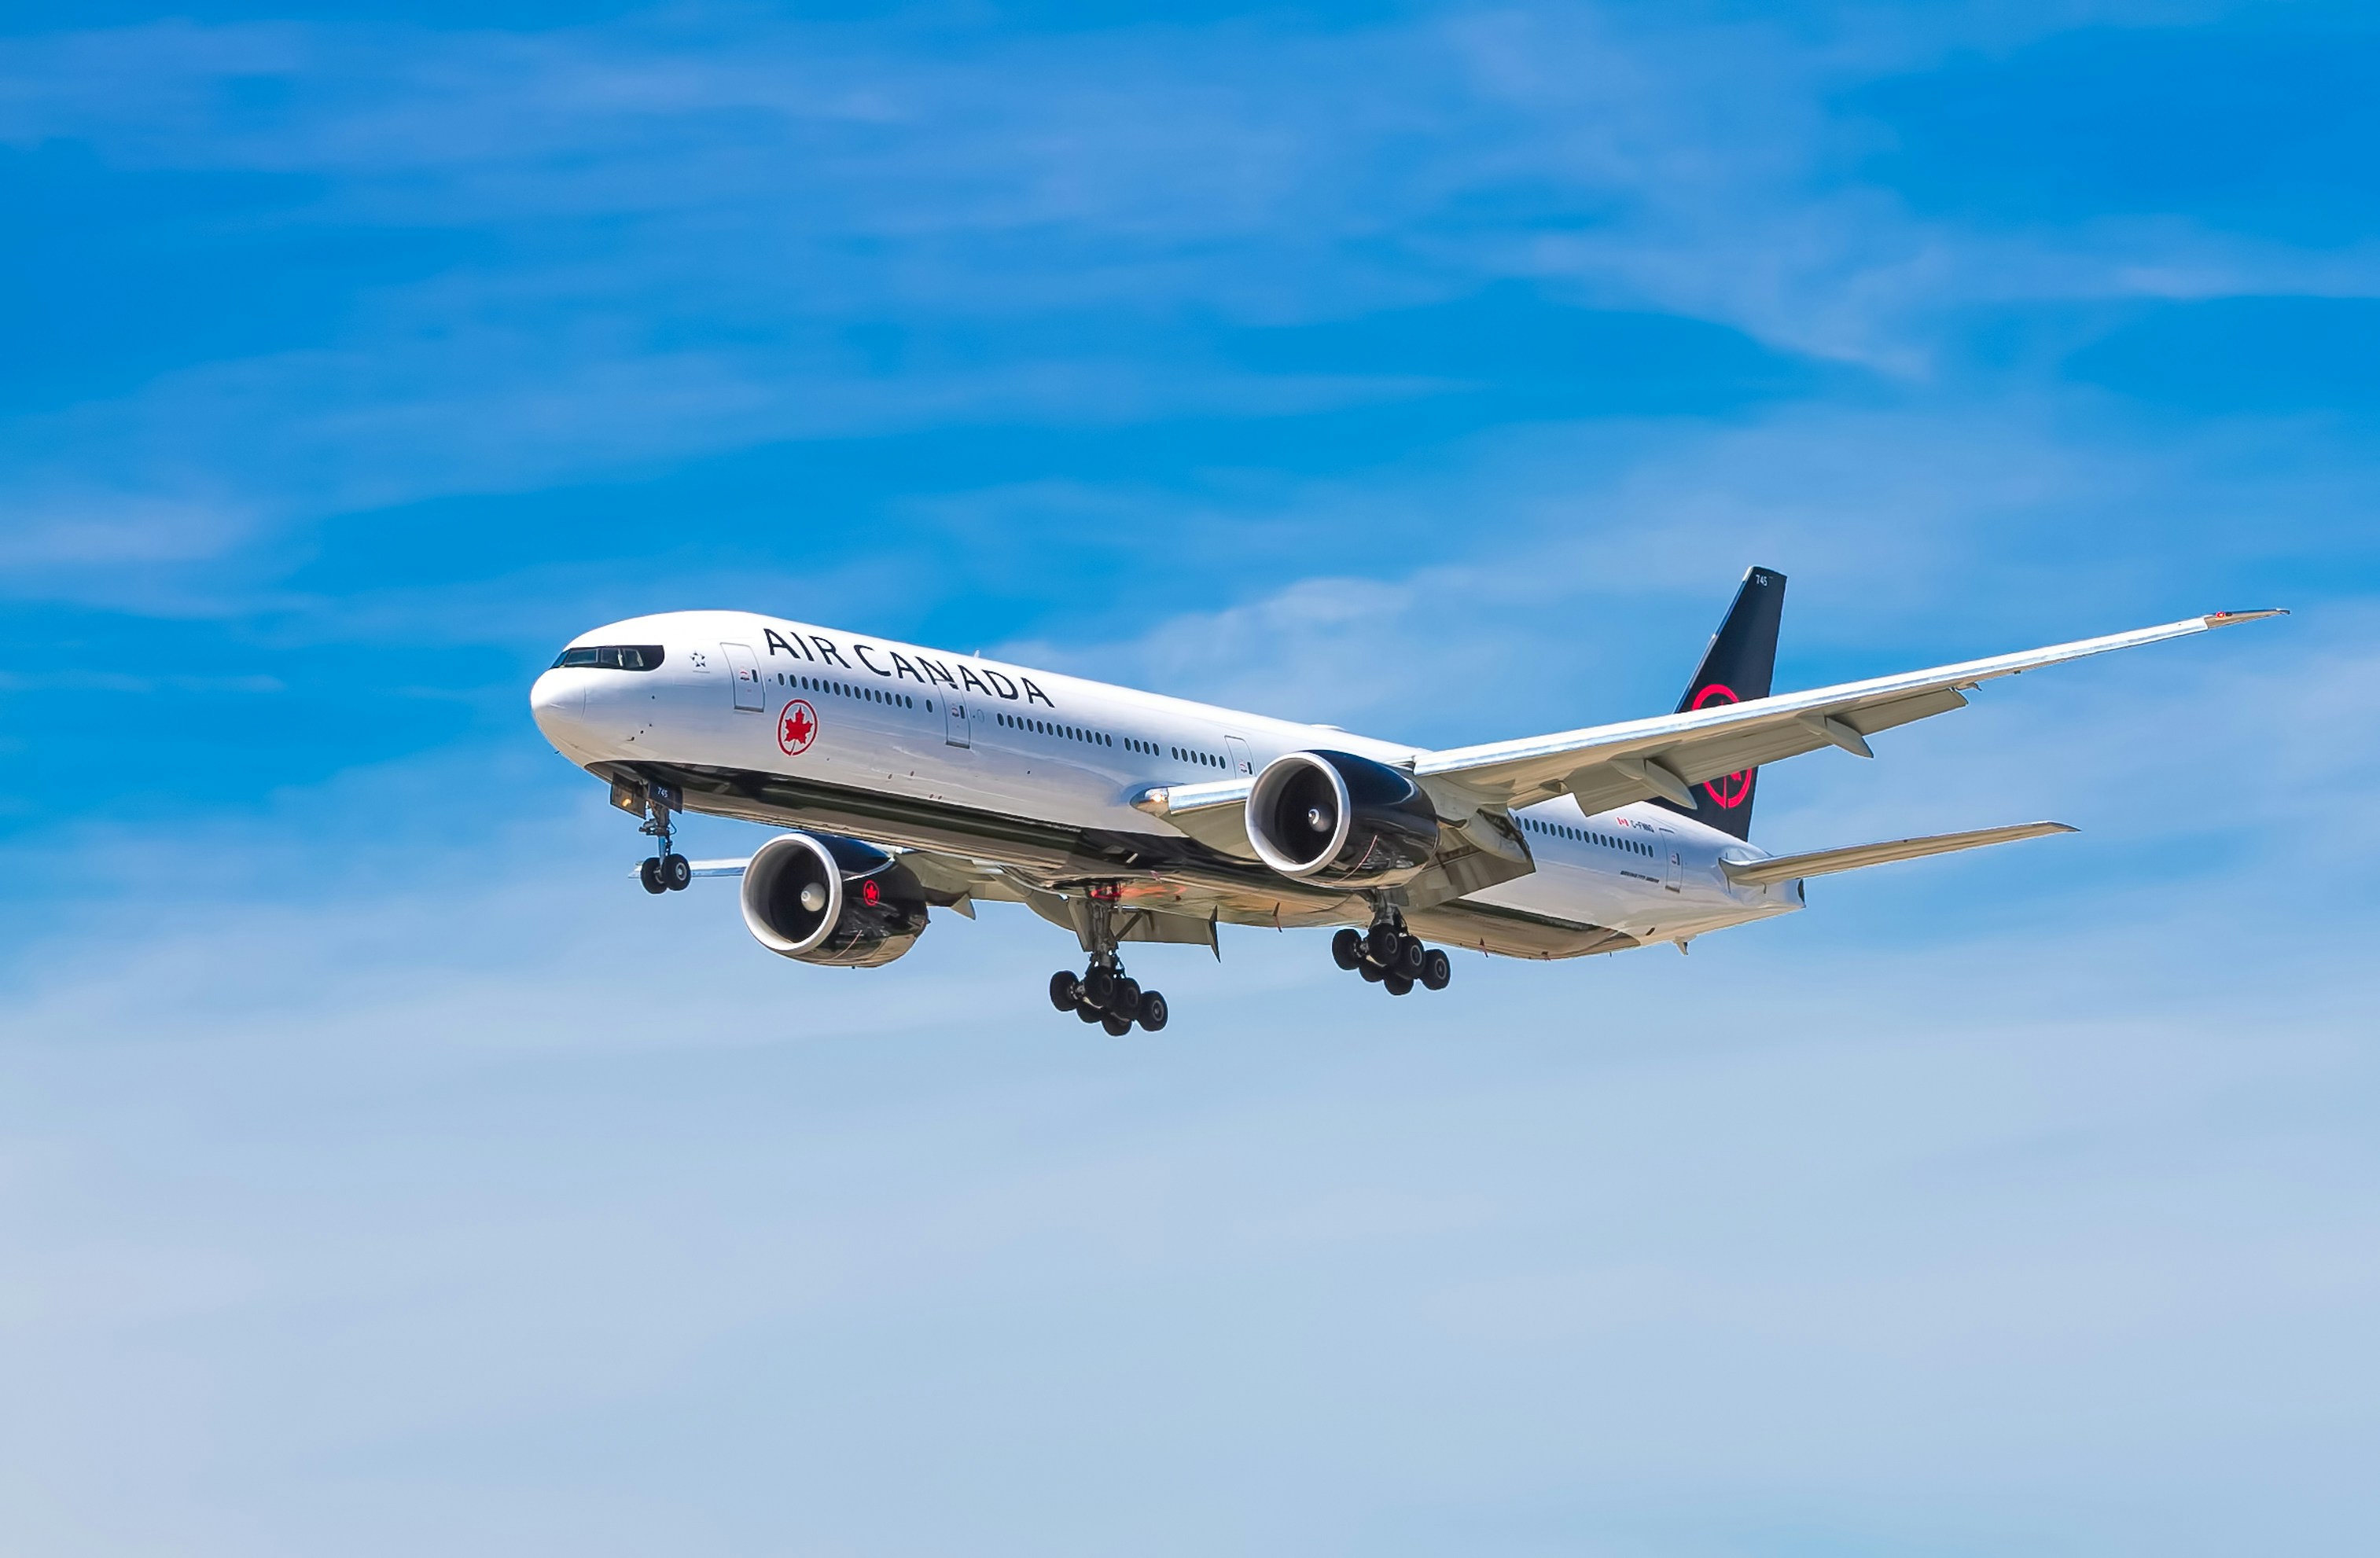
<box><xmin>639</xmin><ymin>858</ymin><xmax>667</xmax><ymax>895</ymax></box>
<box><xmin>1421</xmin><ymin>947</ymin><xmax>1452</xmax><ymax>991</ymax></box>
<box><xmin>1049</xmin><ymin>971</ymin><xmax>1082</xmax><ymax>1011</ymax></box>
<box><xmin>1359</xmin><ymin>961</ymin><xmax>1385</xmax><ymax>983</ymax></box>
<box><xmin>664</xmin><ymin>853</ymin><xmax>693</xmax><ymax>891</ymax></box>
<box><xmin>1082</xmin><ymin>968</ymin><xmax>1116</xmax><ymax>1012</ymax></box>
<box><xmin>1076</xmin><ymin>1000</ymin><xmax>1104</xmax><ymax>1023</ymax></box>
<box><xmin>1138</xmin><ymin>990</ymin><xmax>1169</xmax><ymax>1032</ymax></box>
<box><xmin>1112</xmin><ymin>977</ymin><xmax>1142</xmax><ymax>1020</ymax></box>
<box><xmin>1384</xmin><ymin>973</ymin><xmax>1414</xmax><ymax>996</ymax></box>
<box><xmin>1331</xmin><ymin>928</ymin><xmax>1363</xmax><ymax>971</ymax></box>
<box><xmin>1102</xmin><ymin>1012</ymin><xmax>1134</xmax><ymax>1037</ymax></box>
<box><xmin>1396</xmin><ymin>935</ymin><xmax>1425</xmax><ymax>978</ymax></box>
<box><xmin>1366</xmin><ymin>923</ymin><xmax>1403</xmax><ymax>966</ymax></box>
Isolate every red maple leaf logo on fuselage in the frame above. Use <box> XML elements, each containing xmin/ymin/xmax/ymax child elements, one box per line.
<box><xmin>778</xmin><ymin>700</ymin><xmax>818</xmax><ymax>755</ymax></box>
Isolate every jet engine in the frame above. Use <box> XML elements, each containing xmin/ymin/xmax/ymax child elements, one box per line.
<box><xmin>1245</xmin><ymin>749</ymin><xmax>1441</xmax><ymax>888</ymax></box>
<box><xmin>739</xmin><ymin>830</ymin><xmax>930</xmax><ymax>968</ymax></box>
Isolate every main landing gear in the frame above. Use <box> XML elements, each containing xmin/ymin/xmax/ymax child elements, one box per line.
<box><xmin>1049</xmin><ymin>884</ymin><xmax>1169</xmax><ymax>1034</ymax></box>
<box><xmin>1049</xmin><ymin>964</ymin><xmax>1168</xmax><ymax>1035</ymax></box>
<box><xmin>1331</xmin><ymin>907</ymin><xmax>1451</xmax><ymax>997</ymax></box>
<box><xmin>628</xmin><ymin>780</ymin><xmax>692</xmax><ymax>895</ymax></box>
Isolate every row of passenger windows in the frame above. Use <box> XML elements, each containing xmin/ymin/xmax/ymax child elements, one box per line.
<box><xmin>552</xmin><ymin>649</ymin><xmax>1304</xmax><ymax>785</ymax></box>
<box><xmin>999</xmin><ymin>711</ymin><xmax>1113</xmax><ymax>748</ymax></box>
<box><xmin>778</xmin><ymin>671</ymin><xmax>918</xmax><ymax>710</ymax></box>
<box><xmin>997</xmin><ymin>713</ymin><xmax>1234</xmax><ymax>770</ymax></box>
<box><xmin>1523</xmin><ymin>814</ymin><xmax>1654</xmax><ymax>857</ymax></box>
<box><xmin>552</xmin><ymin>644</ymin><xmax>664</xmax><ymax>671</ymax></box>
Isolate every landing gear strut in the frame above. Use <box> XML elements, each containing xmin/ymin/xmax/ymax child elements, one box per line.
<box><xmin>1049</xmin><ymin>884</ymin><xmax>1168</xmax><ymax>1033</ymax></box>
<box><xmin>1331</xmin><ymin>902</ymin><xmax>1451</xmax><ymax>996</ymax></box>
<box><xmin>625</xmin><ymin>779</ymin><xmax>692</xmax><ymax>895</ymax></box>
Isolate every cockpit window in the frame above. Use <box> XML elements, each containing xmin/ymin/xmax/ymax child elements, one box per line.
<box><xmin>550</xmin><ymin>644</ymin><xmax>665</xmax><ymax>671</ymax></box>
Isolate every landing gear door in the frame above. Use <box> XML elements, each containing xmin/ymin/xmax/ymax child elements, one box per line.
<box><xmin>944</xmin><ymin>696</ymin><xmax>970</xmax><ymax>748</ymax></box>
<box><xmin>1225</xmin><ymin>735</ymin><xmax>1254</xmax><ymax>776</ymax></box>
<box><xmin>722</xmin><ymin>642</ymin><xmax>765</xmax><ymax>712</ymax></box>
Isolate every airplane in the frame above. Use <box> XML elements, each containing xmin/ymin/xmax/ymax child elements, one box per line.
<box><xmin>528</xmin><ymin>570</ymin><xmax>2281</xmax><ymax>1034</ymax></box>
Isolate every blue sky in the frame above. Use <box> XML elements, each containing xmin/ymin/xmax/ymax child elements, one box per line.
<box><xmin>2</xmin><ymin>4</ymin><xmax>2376</xmax><ymax>1554</ymax></box>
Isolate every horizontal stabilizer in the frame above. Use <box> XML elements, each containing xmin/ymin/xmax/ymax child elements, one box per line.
<box><xmin>1720</xmin><ymin>821</ymin><xmax>2075</xmax><ymax>886</ymax></box>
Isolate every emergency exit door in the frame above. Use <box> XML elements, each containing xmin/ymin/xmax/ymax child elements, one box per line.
<box><xmin>944</xmin><ymin>696</ymin><xmax>971</xmax><ymax>748</ymax></box>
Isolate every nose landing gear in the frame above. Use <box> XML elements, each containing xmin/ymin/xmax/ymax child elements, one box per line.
<box><xmin>620</xmin><ymin>778</ymin><xmax>692</xmax><ymax>895</ymax></box>
<box><xmin>1331</xmin><ymin>907</ymin><xmax>1451</xmax><ymax>996</ymax></box>
<box><xmin>1049</xmin><ymin>884</ymin><xmax>1169</xmax><ymax>1033</ymax></box>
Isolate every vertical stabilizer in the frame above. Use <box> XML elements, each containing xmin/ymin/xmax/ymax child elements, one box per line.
<box><xmin>1652</xmin><ymin>565</ymin><xmax>1786</xmax><ymax>840</ymax></box>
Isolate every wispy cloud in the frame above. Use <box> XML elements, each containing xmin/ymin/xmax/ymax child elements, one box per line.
<box><xmin>10</xmin><ymin>5</ymin><xmax>2377</xmax><ymax>612</ymax></box>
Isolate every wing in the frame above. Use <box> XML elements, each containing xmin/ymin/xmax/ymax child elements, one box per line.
<box><xmin>1422</xmin><ymin>610</ymin><xmax>2283</xmax><ymax>811</ymax></box>
<box><xmin>649</xmin><ymin>847</ymin><xmax>1007</xmax><ymax>920</ymax></box>
<box><xmin>1143</xmin><ymin>609</ymin><xmax>2282</xmax><ymax>826</ymax></box>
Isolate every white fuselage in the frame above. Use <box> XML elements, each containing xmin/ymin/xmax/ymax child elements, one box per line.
<box><xmin>531</xmin><ymin>610</ymin><xmax>1804</xmax><ymax>953</ymax></box>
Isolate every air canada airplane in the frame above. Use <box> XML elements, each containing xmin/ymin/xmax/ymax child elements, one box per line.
<box><xmin>530</xmin><ymin>571</ymin><xmax>2279</xmax><ymax>1034</ymax></box>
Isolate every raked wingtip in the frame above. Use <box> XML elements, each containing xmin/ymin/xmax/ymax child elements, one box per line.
<box><xmin>2204</xmin><ymin>608</ymin><xmax>2288</xmax><ymax>627</ymax></box>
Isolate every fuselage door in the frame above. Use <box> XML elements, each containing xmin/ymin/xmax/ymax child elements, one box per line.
<box><xmin>722</xmin><ymin>642</ymin><xmax>765</xmax><ymax>711</ymax></box>
<box><xmin>1660</xmin><ymin>828</ymin><xmax>1683</xmax><ymax>892</ymax></box>
<box><xmin>1226</xmin><ymin>735</ymin><xmax>1254</xmax><ymax>776</ymax></box>
<box><xmin>944</xmin><ymin>695</ymin><xmax>970</xmax><ymax>748</ymax></box>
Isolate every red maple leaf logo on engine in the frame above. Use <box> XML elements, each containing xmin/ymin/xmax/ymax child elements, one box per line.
<box><xmin>778</xmin><ymin>700</ymin><xmax>818</xmax><ymax>755</ymax></box>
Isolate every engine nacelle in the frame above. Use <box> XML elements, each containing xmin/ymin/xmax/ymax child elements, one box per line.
<box><xmin>739</xmin><ymin>831</ymin><xmax>930</xmax><ymax>968</ymax></box>
<box><xmin>1245</xmin><ymin>749</ymin><xmax>1441</xmax><ymax>888</ymax></box>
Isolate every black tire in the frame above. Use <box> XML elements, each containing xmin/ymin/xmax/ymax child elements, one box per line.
<box><xmin>639</xmin><ymin>858</ymin><xmax>667</xmax><ymax>895</ymax></box>
<box><xmin>1422</xmin><ymin>948</ymin><xmax>1452</xmax><ymax>991</ymax></box>
<box><xmin>1102</xmin><ymin>1012</ymin><xmax>1134</xmax><ymax>1037</ymax></box>
<box><xmin>1366</xmin><ymin>923</ymin><xmax>1402</xmax><ymax>966</ymax></box>
<box><xmin>1359</xmin><ymin>960</ymin><xmax>1385</xmax><ymax>983</ymax></box>
<box><xmin>1082</xmin><ymin>968</ymin><xmax>1116</xmax><ymax>1011</ymax></box>
<box><xmin>1397</xmin><ymin>935</ymin><xmax>1425</xmax><ymax>977</ymax></box>
<box><xmin>1384</xmin><ymin>974</ymin><xmax>1414</xmax><ymax>996</ymax></box>
<box><xmin>1138</xmin><ymin>990</ymin><xmax>1169</xmax><ymax>1031</ymax></box>
<box><xmin>1049</xmin><ymin>971</ymin><xmax>1081</xmax><ymax>1011</ymax></box>
<box><xmin>664</xmin><ymin>853</ymin><xmax>693</xmax><ymax>891</ymax></box>
<box><xmin>1331</xmin><ymin>928</ymin><xmax>1363</xmax><ymax>971</ymax></box>
<box><xmin>1113</xmin><ymin>977</ymin><xmax>1142</xmax><ymax>1018</ymax></box>
<box><xmin>1076</xmin><ymin>1001</ymin><xmax>1104</xmax><ymax>1023</ymax></box>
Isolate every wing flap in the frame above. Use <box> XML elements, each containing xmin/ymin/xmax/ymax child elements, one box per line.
<box><xmin>1722</xmin><ymin>821</ymin><xmax>2076</xmax><ymax>886</ymax></box>
<box><xmin>1838</xmin><ymin>685</ymin><xmax>1970</xmax><ymax>737</ymax></box>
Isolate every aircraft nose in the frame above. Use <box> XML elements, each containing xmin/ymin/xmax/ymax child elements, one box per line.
<box><xmin>530</xmin><ymin>669</ymin><xmax>598</xmax><ymax>754</ymax></box>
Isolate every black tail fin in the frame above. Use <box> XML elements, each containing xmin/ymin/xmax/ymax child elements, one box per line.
<box><xmin>1652</xmin><ymin>565</ymin><xmax>1786</xmax><ymax>840</ymax></box>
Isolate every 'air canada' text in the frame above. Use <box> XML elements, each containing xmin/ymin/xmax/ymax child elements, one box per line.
<box><xmin>763</xmin><ymin>626</ymin><xmax>1058</xmax><ymax>707</ymax></box>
